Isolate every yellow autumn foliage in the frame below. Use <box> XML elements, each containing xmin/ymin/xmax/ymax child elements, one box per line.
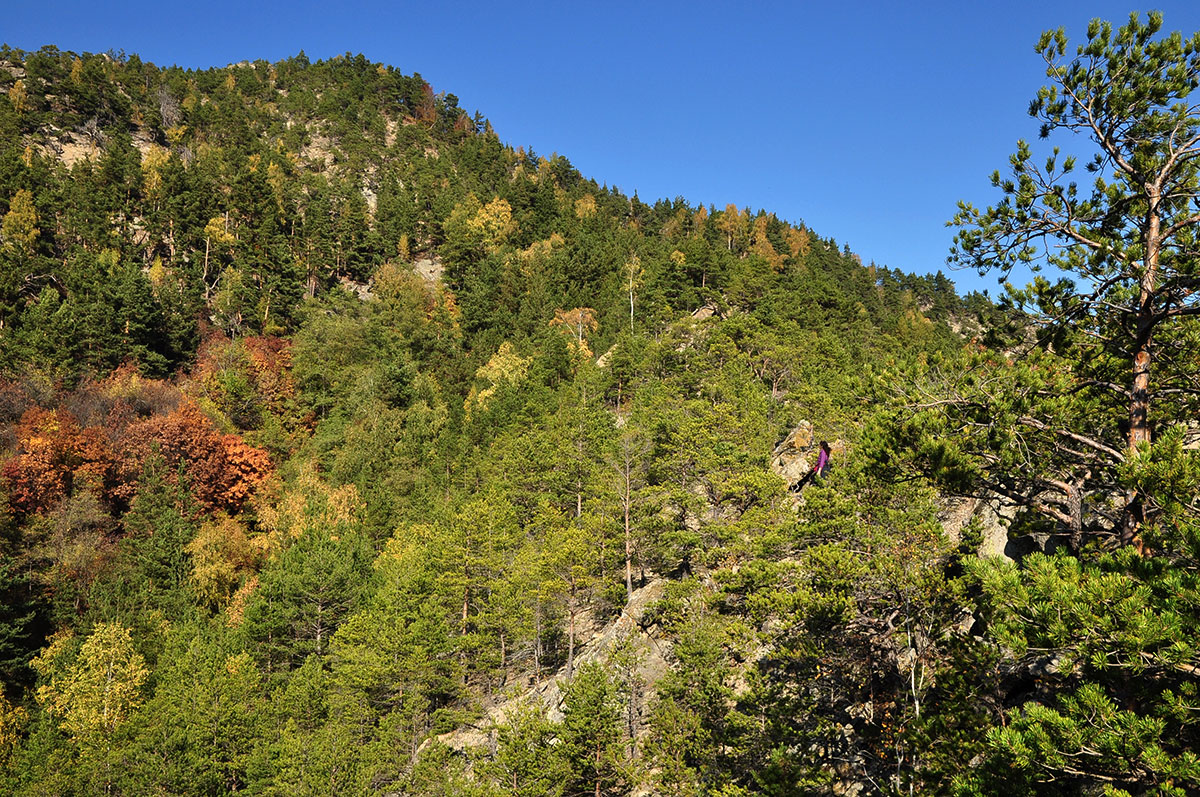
<box><xmin>549</xmin><ymin>307</ymin><xmax>599</xmax><ymax>359</ymax></box>
<box><xmin>512</xmin><ymin>233</ymin><xmax>565</xmax><ymax>275</ymax></box>
<box><xmin>0</xmin><ymin>692</ymin><xmax>27</xmax><ymax>765</ymax></box>
<box><xmin>446</xmin><ymin>194</ymin><xmax>519</xmax><ymax>256</ymax></box>
<box><xmin>254</xmin><ymin>463</ymin><xmax>363</xmax><ymax>554</ymax></box>
<box><xmin>141</xmin><ymin>144</ymin><xmax>171</xmax><ymax>198</ymax></box>
<box><xmin>785</xmin><ymin>226</ymin><xmax>810</xmax><ymax>258</ymax></box>
<box><xmin>464</xmin><ymin>342</ymin><xmax>531</xmax><ymax>419</ymax></box>
<box><xmin>574</xmin><ymin>194</ymin><xmax>598</xmax><ymax>219</ymax></box>
<box><xmin>34</xmin><ymin>624</ymin><xmax>147</xmax><ymax>745</ymax></box>
<box><xmin>751</xmin><ymin>215</ymin><xmax>784</xmax><ymax>271</ymax></box>
<box><xmin>8</xmin><ymin>79</ymin><xmax>29</xmax><ymax>114</ymax></box>
<box><xmin>186</xmin><ymin>513</ymin><xmax>257</xmax><ymax>608</ymax></box>
<box><xmin>148</xmin><ymin>256</ymin><xmax>168</xmax><ymax>291</ymax></box>
<box><xmin>468</xmin><ymin>197</ymin><xmax>517</xmax><ymax>252</ymax></box>
<box><xmin>205</xmin><ymin>216</ymin><xmax>235</xmax><ymax>247</ymax></box>
<box><xmin>2</xmin><ymin>189</ymin><xmax>39</xmax><ymax>257</ymax></box>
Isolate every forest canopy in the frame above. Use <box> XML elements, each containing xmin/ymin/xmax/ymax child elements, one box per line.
<box><xmin>1</xmin><ymin>12</ymin><xmax>1198</xmax><ymax>797</ymax></box>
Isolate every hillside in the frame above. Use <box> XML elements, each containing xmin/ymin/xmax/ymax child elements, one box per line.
<box><xmin>1</xmin><ymin>35</ymin><xmax>1197</xmax><ymax>797</ymax></box>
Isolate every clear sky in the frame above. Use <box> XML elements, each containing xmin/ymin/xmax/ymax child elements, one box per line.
<box><xmin>8</xmin><ymin>1</ymin><xmax>1200</xmax><ymax>295</ymax></box>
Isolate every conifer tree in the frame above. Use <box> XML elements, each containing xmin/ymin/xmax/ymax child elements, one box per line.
<box><xmin>950</xmin><ymin>11</ymin><xmax>1200</xmax><ymax>541</ymax></box>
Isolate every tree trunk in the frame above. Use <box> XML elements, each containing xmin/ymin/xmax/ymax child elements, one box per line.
<box><xmin>1066</xmin><ymin>483</ymin><xmax>1083</xmax><ymax>553</ymax></box>
<box><xmin>202</xmin><ymin>236</ymin><xmax>212</xmax><ymax>301</ymax></box>
<box><xmin>1130</xmin><ymin>291</ymin><xmax>1155</xmax><ymax>449</ymax></box>
<box><xmin>305</xmin><ymin>264</ymin><xmax>318</xmax><ymax>299</ymax></box>
<box><xmin>1126</xmin><ymin>195</ymin><xmax>1161</xmax><ymax>543</ymax></box>
<box><xmin>567</xmin><ymin>605</ymin><xmax>576</xmax><ymax>681</ymax></box>
<box><xmin>576</xmin><ymin>381</ymin><xmax>586</xmax><ymax>519</ymax></box>
<box><xmin>534</xmin><ymin>609</ymin><xmax>542</xmax><ymax>679</ymax></box>
<box><xmin>623</xmin><ymin>489</ymin><xmax>633</xmax><ymax>604</ymax></box>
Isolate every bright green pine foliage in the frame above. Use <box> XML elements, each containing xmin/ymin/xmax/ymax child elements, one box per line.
<box><xmin>948</xmin><ymin>11</ymin><xmax>1200</xmax><ymax>544</ymax></box>
<box><xmin>873</xmin><ymin>11</ymin><xmax>1200</xmax><ymax>797</ymax></box>
<box><xmin>4</xmin><ymin>24</ymin><xmax>1171</xmax><ymax>797</ymax></box>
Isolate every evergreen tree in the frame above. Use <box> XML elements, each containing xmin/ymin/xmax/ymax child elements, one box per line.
<box><xmin>950</xmin><ymin>11</ymin><xmax>1200</xmax><ymax>542</ymax></box>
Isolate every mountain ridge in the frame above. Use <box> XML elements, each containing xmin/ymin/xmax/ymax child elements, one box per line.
<box><xmin>0</xmin><ymin>43</ymin><xmax>1021</xmax><ymax>797</ymax></box>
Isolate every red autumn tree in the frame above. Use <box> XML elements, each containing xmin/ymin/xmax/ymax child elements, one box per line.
<box><xmin>243</xmin><ymin>336</ymin><xmax>295</xmax><ymax>409</ymax></box>
<box><xmin>1</xmin><ymin>408</ymin><xmax>113</xmax><ymax>516</ymax></box>
<box><xmin>114</xmin><ymin>402</ymin><xmax>271</xmax><ymax>513</ymax></box>
<box><xmin>192</xmin><ymin>335</ymin><xmax>295</xmax><ymax>430</ymax></box>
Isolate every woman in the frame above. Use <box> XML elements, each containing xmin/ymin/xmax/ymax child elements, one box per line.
<box><xmin>814</xmin><ymin>440</ymin><xmax>831</xmax><ymax>481</ymax></box>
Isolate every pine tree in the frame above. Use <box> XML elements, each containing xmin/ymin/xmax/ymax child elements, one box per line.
<box><xmin>950</xmin><ymin>11</ymin><xmax>1200</xmax><ymax>542</ymax></box>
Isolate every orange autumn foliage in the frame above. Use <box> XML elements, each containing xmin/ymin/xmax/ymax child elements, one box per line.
<box><xmin>114</xmin><ymin>402</ymin><xmax>271</xmax><ymax>513</ymax></box>
<box><xmin>1</xmin><ymin>409</ymin><xmax>112</xmax><ymax>516</ymax></box>
<box><xmin>243</xmin><ymin>336</ymin><xmax>295</xmax><ymax>407</ymax></box>
<box><xmin>1</xmin><ymin>373</ymin><xmax>271</xmax><ymax>517</ymax></box>
<box><xmin>750</xmin><ymin>215</ymin><xmax>785</xmax><ymax>271</ymax></box>
<box><xmin>220</xmin><ymin>434</ymin><xmax>273</xmax><ymax>509</ymax></box>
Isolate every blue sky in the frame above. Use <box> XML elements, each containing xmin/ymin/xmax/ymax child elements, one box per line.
<box><xmin>9</xmin><ymin>1</ymin><xmax>1200</xmax><ymax>295</ymax></box>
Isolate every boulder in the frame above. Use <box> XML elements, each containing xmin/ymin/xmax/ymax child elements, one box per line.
<box><xmin>939</xmin><ymin>495</ymin><xmax>1018</xmax><ymax>558</ymax></box>
<box><xmin>771</xmin><ymin>421</ymin><xmax>815</xmax><ymax>486</ymax></box>
<box><xmin>780</xmin><ymin>420</ymin><xmax>814</xmax><ymax>451</ymax></box>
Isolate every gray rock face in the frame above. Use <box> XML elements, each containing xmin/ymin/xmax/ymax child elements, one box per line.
<box><xmin>436</xmin><ymin>578</ymin><xmax>672</xmax><ymax>752</ymax></box>
<box><xmin>771</xmin><ymin>421</ymin><xmax>815</xmax><ymax>487</ymax></box>
<box><xmin>412</xmin><ymin>257</ymin><xmax>444</xmax><ymax>284</ymax></box>
<box><xmin>337</xmin><ymin>275</ymin><xmax>374</xmax><ymax>301</ymax></box>
<box><xmin>939</xmin><ymin>495</ymin><xmax>1018</xmax><ymax>558</ymax></box>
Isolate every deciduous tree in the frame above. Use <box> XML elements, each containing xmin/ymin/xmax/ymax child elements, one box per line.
<box><xmin>33</xmin><ymin>623</ymin><xmax>147</xmax><ymax>746</ymax></box>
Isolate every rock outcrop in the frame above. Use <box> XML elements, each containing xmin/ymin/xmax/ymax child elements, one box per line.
<box><xmin>939</xmin><ymin>495</ymin><xmax>1025</xmax><ymax>559</ymax></box>
<box><xmin>412</xmin><ymin>256</ymin><xmax>444</xmax><ymax>284</ymax></box>
<box><xmin>437</xmin><ymin>578</ymin><xmax>672</xmax><ymax>753</ymax></box>
<box><xmin>771</xmin><ymin>420</ymin><xmax>815</xmax><ymax>487</ymax></box>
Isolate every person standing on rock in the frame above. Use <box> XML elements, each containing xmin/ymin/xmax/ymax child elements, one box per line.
<box><xmin>792</xmin><ymin>440</ymin><xmax>832</xmax><ymax>491</ymax></box>
<box><xmin>814</xmin><ymin>441</ymin><xmax>831</xmax><ymax>481</ymax></box>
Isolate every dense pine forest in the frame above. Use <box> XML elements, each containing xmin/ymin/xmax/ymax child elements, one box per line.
<box><xmin>1</xmin><ymin>11</ymin><xmax>1199</xmax><ymax>796</ymax></box>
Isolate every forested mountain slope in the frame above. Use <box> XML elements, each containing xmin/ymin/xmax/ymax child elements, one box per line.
<box><xmin>0</xmin><ymin>30</ymin><xmax>1195</xmax><ymax>797</ymax></box>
